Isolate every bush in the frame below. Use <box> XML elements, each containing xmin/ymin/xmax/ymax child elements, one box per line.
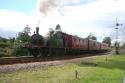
<box><xmin>12</xmin><ymin>46</ymin><xmax>29</xmax><ymax>57</ymax></box>
<box><xmin>0</xmin><ymin>42</ymin><xmax>9</xmax><ymax>48</ymax></box>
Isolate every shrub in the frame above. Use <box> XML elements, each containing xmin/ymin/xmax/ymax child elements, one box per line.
<box><xmin>12</xmin><ymin>46</ymin><xmax>29</xmax><ymax>57</ymax></box>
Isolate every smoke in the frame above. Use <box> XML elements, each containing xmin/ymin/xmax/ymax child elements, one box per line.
<box><xmin>38</xmin><ymin>0</ymin><xmax>59</xmax><ymax>16</ymax></box>
<box><xmin>38</xmin><ymin>0</ymin><xmax>73</xmax><ymax>16</ymax></box>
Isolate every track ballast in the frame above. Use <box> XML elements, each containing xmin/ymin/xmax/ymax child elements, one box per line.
<box><xmin>0</xmin><ymin>52</ymin><xmax>110</xmax><ymax>65</ymax></box>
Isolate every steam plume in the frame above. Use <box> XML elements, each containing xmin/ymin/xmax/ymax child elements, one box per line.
<box><xmin>38</xmin><ymin>0</ymin><xmax>59</xmax><ymax>16</ymax></box>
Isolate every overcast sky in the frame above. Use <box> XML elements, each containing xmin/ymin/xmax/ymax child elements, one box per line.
<box><xmin>0</xmin><ymin>0</ymin><xmax>125</xmax><ymax>43</ymax></box>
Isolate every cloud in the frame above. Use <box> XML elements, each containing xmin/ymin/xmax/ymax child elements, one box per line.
<box><xmin>1</xmin><ymin>0</ymin><xmax>125</xmax><ymax>44</ymax></box>
<box><xmin>63</xmin><ymin>0</ymin><xmax>81</xmax><ymax>5</ymax></box>
<box><xmin>26</xmin><ymin>0</ymin><xmax>125</xmax><ymax>45</ymax></box>
<box><xmin>0</xmin><ymin>9</ymin><xmax>41</xmax><ymax>38</ymax></box>
<box><xmin>0</xmin><ymin>9</ymin><xmax>30</xmax><ymax>31</ymax></box>
<box><xmin>67</xmin><ymin>0</ymin><xmax>125</xmax><ymax>42</ymax></box>
<box><xmin>37</xmin><ymin>0</ymin><xmax>125</xmax><ymax>43</ymax></box>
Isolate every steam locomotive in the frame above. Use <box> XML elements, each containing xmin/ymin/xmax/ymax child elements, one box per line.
<box><xmin>23</xmin><ymin>25</ymin><xmax>110</xmax><ymax>57</ymax></box>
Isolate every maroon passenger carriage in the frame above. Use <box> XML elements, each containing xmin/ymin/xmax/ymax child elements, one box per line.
<box><xmin>61</xmin><ymin>32</ymin><xmax>110</xmax><ymax>55</ymax></box>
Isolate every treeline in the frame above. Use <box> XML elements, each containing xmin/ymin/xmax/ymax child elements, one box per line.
<box><xmin>0</xmin><ymin>25</ymin><xmax>31</xmax><ymax>57</ymax></box>
<box><xmin>1</xmin><ymin>24</ymin><xmax>124</xmax><ymax>57</ymax></box>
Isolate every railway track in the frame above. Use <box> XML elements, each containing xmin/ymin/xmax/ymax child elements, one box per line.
<box><xmin>0</xmin><ymin>52</ymin><xmax>111</xmax><ymax>65</ymax></box>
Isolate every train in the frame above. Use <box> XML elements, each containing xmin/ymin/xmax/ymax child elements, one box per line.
<box><xmin>23</xmin><ymin>25</ymin><xmax>110</xmax><ymax>57</ymax></box>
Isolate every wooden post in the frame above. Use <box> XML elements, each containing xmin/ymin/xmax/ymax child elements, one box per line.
<box><xmin>75</xmin><ymin>70</ymin><xmax>78</xmax><ymax>79</ymax></box>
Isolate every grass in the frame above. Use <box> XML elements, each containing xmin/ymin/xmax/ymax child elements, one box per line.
<box><xmin>0</xmin><ymin>54</ymin><xmax>125</xmax><ymax>83</ymax></box>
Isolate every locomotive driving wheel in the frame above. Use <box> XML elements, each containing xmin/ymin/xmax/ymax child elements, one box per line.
<box><xmin>29</xmin><ymin>49</ymin><xmax>40</xmax><ymax>57</ymax></box>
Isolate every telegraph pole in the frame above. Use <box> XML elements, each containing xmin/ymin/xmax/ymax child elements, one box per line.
<box><xmin>115</xmin><ymin>18</ymin><xmax>122</xmax><ymax>54</ymax></box>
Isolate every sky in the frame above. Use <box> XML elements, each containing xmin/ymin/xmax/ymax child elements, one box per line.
<box><xmin>0</xmin><ymin>0</ymin><xmax>125</xmax><ymax>44</ymax></box>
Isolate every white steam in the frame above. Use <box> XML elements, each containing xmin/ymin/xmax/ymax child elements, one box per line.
<box><xmin>38</xmin><ymin>0</ymin><xmax>59</xmax><ymax>16</ymax></box>
<box><xmin>38</xmin><ymin>0</ymin><xmax>69</xmax><ymax>16</ymax></box>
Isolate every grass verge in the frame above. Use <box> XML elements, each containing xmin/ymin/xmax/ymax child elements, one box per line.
<box><xmin>0</xmin><ymin>54</ymin><xmax>125</xmax><ymax>83</ymax></box>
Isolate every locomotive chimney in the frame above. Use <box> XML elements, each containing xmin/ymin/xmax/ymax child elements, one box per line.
<box><xmin>36</xmin><ymin>27</ymin><xmax>39</xmax><ymax>34</ymax></box>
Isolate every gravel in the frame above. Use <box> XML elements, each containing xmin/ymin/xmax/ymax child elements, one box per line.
<box><xmin>0</xmin><ymin>55</ymin><xmax>108</xmax><ymax>73</ymax></box>
<box><xmin>0</xmin><ymin>61</ymin><xmax>63</xmax><ymax>73</ymax></box>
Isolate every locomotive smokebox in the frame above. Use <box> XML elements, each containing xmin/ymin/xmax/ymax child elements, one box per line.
<box><xmin>36</xmin><ymin>27</ymin><xmax>39</xmax><ymax>34</ymax></box>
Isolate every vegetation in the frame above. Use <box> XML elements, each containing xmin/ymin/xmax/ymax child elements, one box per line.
<box><xmin>87</xmin><ymin>33</ymin><xmax>97</xmax><ymax>40</ymax></box>
<box><xmin>0</xmin><ymin>37</ymin><xmax>11</xmax><ymax>57</ymax></box>
<box><xmin>48</xmin><ymin>28</ymin><xmax>54</xmax><ymax>38</ymax></box>
<box><xmin>103</xmin><ymin>37</ymin><xmax>111</xmax><ymax>47</ymax></box>
<box><xmin>17</xmin><ymin>32</ymin><xmax>30</xmax><ymax>43</ymax></box>
<box><xmin>0</xmin><ymin>25</ymin><xmax>31</xmax><ymax>57</ymax></box>
<box><xmin>46</xmin><ymin>24</ymin><xmax>62</xmax><ymax>39</ymax></box>
<box><xmin>0</xmin><ymin>54</ymin><xmax>125</xmax><ymax>83</ymax></box>
<box><xmin>12</xmin><ymin>25</ymin><xmax>31</xmax><ymax>56</ymax></box>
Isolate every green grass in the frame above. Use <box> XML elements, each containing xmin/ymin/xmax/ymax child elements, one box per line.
<box><xmin>0</xmin><ymin>54</ymin><xmax>125</xmax><ymax>83</ymax></box>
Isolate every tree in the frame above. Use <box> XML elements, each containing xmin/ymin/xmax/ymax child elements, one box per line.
<box><xmin>17</xmin><ymin>32</ymin><xmax>30</xmax><ymax>43</ymax></box>
<box><xmin>23</xmin><ymin>25</ymin><xmax>31</xmax><ymax>34</ymax></box>
<box><xmin>87</xmin><ymin>33</ymin><xmax>97</xmax><ymax>40</ymax></box>
<box><xmin>13</xmin><ymin>25</ymin><xmax>31</xmax><ymax>56</ymax></box>
<box><xmin>46</xmin><ymin>28</ymin><xmax>54</xmax><ymax>38</ymax></box>
<box><xmin>17</xmin><ymin>25</ymin><xmax>31</xmax><ymax>43</ymax></box>
<box><xmin>102</xmin><ymin>37</ymin><xmax>111</xmax><ymax>47</ymax></box>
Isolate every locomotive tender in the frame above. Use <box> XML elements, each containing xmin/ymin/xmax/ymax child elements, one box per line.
<box><xmin>23</xmin><ymin>25</ymin><xmax>110</xmax><ymax>57</ymax></box>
